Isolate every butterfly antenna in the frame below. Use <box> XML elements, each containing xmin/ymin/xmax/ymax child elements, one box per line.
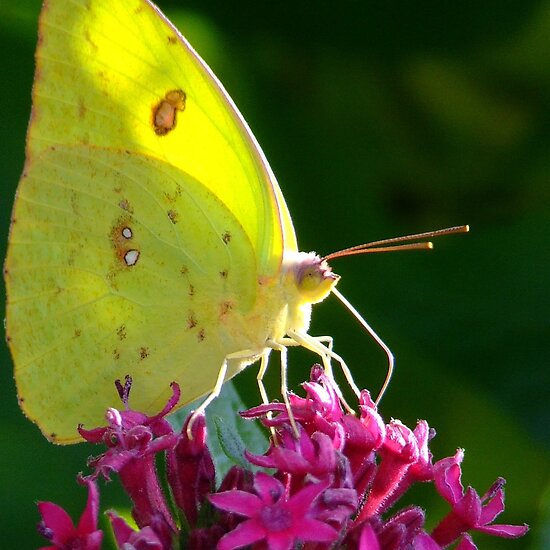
<box><xmin>326</xmin><ymin>225</ymin><xmax>469</xmax><ymax>404</ymax></box>
<box><xmin>324</xmin><ymin>225</ymin><xmax>469</xmax><ymax>261</ymax></box>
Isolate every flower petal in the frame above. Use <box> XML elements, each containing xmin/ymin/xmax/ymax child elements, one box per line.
<box><xmin>285</xmin><ymin>480</ymin><xmax>330</xmax><ymax>516</ymax></box>
<box><xmin>107</xmin><ymin>511</ymin><xmax>134</xmax><ymax>546</ymax></box>
<box><xmin>292</xmin><ymin>518</ymin><xmax>339</xmax><ymax>542</ymax></box>
<box><xmin>266</xmin><ymin>531</ymin><xmax>295</xmax><ymax>550</ymax></box>
<box><xmin>434</xmin><ymin>449</ymin><xmax>465</xmax><ymax>505</ymax></box>
<box><xmin>37</xmin><ymin>502</ymin><xmax>75</xmax><ymax>545</ymax></box>
<box><xmin>76</xmin><ymin>480</ymin><xmax>99</xmax><ymax>534</ymax></box>
<box><xmin>253</xmin><ymin>471</ymin><xmax>285</xmax><ymax>503</ymax></box>
<box><xmin>478</xmin><ymin>484</ymin><xmax>504</xmax><ymax>525</ymax></box>
<box><xmin>217</xmin><ymin>519</ymin><xmax>265</xmax><ymax>550</ymax></box>
<box><xmin>83</xmin><ymin>530</ymin><xmax>104</xmax><ymax>550</ymax></box>
<box><xmin>476</xmin><ymin>523</ymin><xmax>529</xmax><ymax>538</ymax></box>
<box><xmin>453</xmin><ymin>486</ymin><xmax>482</xmax><ymax>525</ymax></box>
<box><xmin>209</xmin><ymin>490</ymin><xmax>262</xmax><ymax>517</ymax></box>
<box><xmin>412</xmin><ymin>531</ymin><xmax>440</xmax><ymax>549</ymax></box>
<box><xmin>455</xmin><ymin>533</ymin><xmax>478</xmax><ymax>550</ymax></box>
<box><xmin>359</xmin><ymin>522</ymin><xmax>381</xmax><ymax>550</ymax></box>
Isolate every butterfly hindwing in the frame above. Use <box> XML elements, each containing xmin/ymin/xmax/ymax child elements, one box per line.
<box><xmin>7</xmin><ymin>145</ymin><xmax>261</xmax><ymax>442</ymax></box>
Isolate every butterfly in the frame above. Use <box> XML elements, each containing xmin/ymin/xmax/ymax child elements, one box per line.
<box><xmin>4</xmin><ymin>0</ymin><xmax>467</xmax><ymax>443</ymax></box>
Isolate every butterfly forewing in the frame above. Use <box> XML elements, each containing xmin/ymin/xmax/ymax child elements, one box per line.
<box><xmin>29</xmin><ymin>0</ymin><xmax>288</xmax><ymax>274</ymax></box>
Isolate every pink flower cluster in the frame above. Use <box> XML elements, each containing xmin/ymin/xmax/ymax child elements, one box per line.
<box><xmin>37</xmin><ymin>368</ymin><xmax>527</xmax><ymax>549</ymax></box>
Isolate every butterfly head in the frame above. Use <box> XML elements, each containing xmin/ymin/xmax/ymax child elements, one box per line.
<box><xmin>284</xmin><ymin>251</ymin><xmax>340</xmax><ymax>305</ymax></box>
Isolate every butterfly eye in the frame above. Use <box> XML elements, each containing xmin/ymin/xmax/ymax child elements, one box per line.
<box><xmin>300</xmin><ymin>267</ymin><xmax>320</xmax><ymax>286</ymax></box>
<box><xmin>295</xmin><ymin>259</ymin><xmax>340</xmax><ymax>304</ymax></box>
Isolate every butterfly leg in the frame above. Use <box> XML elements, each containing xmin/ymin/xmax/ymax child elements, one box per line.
<box><xmin>274</xmin><ymin>335</ymin><xmax>354</xmax><ymax>414</ymax></box>
<box><xmin>274</xmin><ymin>336</ymin><xmax>335</xmax><ymax>380</ymax></box>
<box><xmin>256</xmin><ymin>349</ymin><xmax>281</xmax><ymax>440</ymax></box>
<box><xmin>310</xmin><ymin>334</ymin><xmax>334</xmax><ymax>367</ymax></box>
<box><xmin>265</xmin><ymin>339</ymin><xmax>300</xmax><ymax>437</ymax></box>
<box><xmin>187</xmin><ymin>348</ymin><xmax>261</xmax><ymax>439</ymax></box>
<box><xmin>285</xmin><ymin>330</ymin><xmax>360</xmax><ymax>415</ymax></box>
<box><xmin>187</xmin><ymin>359</ymin><xmax>228</xmax><ymax>438</ymax></box>
<box><xmin>256</xmin><ymin>349</ymin><xmax>272</xmax><ymax>407</ymax></box>
<box><xmin>318</xmin><ymin>335</ymin><xmax>334</xmax><ymax>352</ymax></box>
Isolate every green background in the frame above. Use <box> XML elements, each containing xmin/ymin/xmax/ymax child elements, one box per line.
<box><xmin>1</xmin><ymin>1</ymin><xmax>549</xmax><ymax>548</ymax></box>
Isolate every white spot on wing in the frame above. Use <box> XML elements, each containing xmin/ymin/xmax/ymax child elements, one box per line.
<box><xmin>124</xmin><ymin>249</ymin><xmax>140</xmax><ymax>266</ymax></box>
<box><xmin>122</xmin><ymin>227</ymin><xmax>132</xmax><ymax>239</ymax></box>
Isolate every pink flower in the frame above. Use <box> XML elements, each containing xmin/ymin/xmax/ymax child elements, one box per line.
<box><xmin>353</xmin><ymin>506</ymin><xmax>427</xmax><ymax>549</ymax></box>
<box><xmin>356</xmin><ymin>419</ymin><xmax>421</xmax><ymax>521</ymax></box>
<box><xmin>245</xmin><ymin>425</ymin><xmax>338</xmax><ymax>479</ymax></box>
<box><xmin>166</xmin><ymin>413</ymin><xmax>215</xmax><ymax>527</ymax></box>
<box><xmin>37</xmin><ymin>480</ymin><xmax>103</xmax><ymax>550</ymax></box>
<box><xmin>431</xmin><ymin>449</ymin><xmax>529</xmax><ymax>547</ymax></box>
<box><xmin>108</xmin><ymin>511</ymin><xmax>172</xmax><ymax>550</ymax></box>
<box><xmin>79</xmin><ymin>378</ymin><xmax>180</xmax><ymax>532</ymax></box>
<box><xmin>209</xmin><ymin>472</ymin><xmax>339</xmax><ymax>550</ymax></box>
<box><xmin>242</xmin><ymin>365</ymin><xmax>345</xmax><ymax>444</ymax></box>
<box><xmin>32</xmin><ymin>368</ymin><xmax>528</xmax><ymax>550</ymax></box>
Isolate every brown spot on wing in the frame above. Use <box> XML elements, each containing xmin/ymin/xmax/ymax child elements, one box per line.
<box><xmin>139</xmin><ymin>346</ymin><xmax>150</xmax><ymax>359</ymax></box>
<box><xmin>198</xmin><ymin>329</ymin><xmax>205</xmax><ymax>342</ymax></box>
<box><xmin>165</xmin><ymin>184</ymin><xmax>182</xmax><ymax>204</ymax></box>
<box><xmin>187</xmin><ymin>313</ymin><xmax>197</xmax><ymax>329</ymax></box>
<box><xmin>117</xmin><ymin>325</ymin><xmax>127</xmax><ymax>340</ymax></box>
<box><xmin>70</xmin><ymin>190</ymin><xmax>80</xmax><ymax>215</ymax></box>
<box><xmin>167</xmin><ymin>209</ymin><xmax>179</xmax><ymax>224</ymax></box>
<box><xmin>106</xmin><ymin>270</ymin><xmax>118</xmax><ymax>291</ymax></box>
<box><xmin>119</xmin><ymin>199</ymin><xmax>133</xmax><ymax>213</ymax></box>
<box><xmin>222</xmin><ymin>231</ymin><xmax>232</xmax><ymax>244</ymax></box>
<box><xmin>220</xmin><ymin>301</ymin><xmax>233</xmax><ymax>316</ymax></box>
<box><xmin>152</xmin><ymin>89</ymin><xmax>186</xmax><ymax>136</ymax></box>
<box><xmin>77</xmin><ymin>99</ymin><xmax>87</xmax><ymax>118</ymax></box>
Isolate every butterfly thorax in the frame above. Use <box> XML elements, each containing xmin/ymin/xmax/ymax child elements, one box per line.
<box><xmin>230</xmin><ymin>252</ymin><xmax>338</xmax><ymax>353</ymax></box>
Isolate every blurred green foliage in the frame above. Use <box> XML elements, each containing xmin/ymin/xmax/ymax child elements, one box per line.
<box><xmin>1</xmin><ymin>1</ymin><xmax>549</xmax><ymax>548</ymax></box>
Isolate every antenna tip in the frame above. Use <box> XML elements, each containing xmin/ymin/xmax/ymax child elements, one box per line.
<box><xmin>464</xmin><ymin>224</ymin><xmax>470</xmax><ymax>232</ymax></box>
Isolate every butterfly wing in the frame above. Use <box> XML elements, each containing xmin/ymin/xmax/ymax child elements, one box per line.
<box><xmin>27</xmin><ymin>0</ymin><xmax>296</xmax><ymax>271</ymax></box>
<box><xmin>5</xmin><ymin>0</ymin><xmax>297</xmax><ymax>442</ymax></box>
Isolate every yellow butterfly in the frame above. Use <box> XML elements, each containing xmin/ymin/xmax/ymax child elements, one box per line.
<box><xmin>5</xmin><ymin>0</ymin><xmax>467</xmax><ymax>443</ymax></box>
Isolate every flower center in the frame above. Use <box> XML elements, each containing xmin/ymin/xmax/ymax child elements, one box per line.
<box><xmin>260</xmin><ymin>505</ymin><xmax>292</xmax><ymax>532</ymax></box>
